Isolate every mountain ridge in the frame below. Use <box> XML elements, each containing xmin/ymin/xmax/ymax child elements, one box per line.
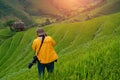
<box><xmin>0</xmin><ymin>0</ymin><xmax>33</xmax><ymax>26</ymax></box>
<box><xmin>1</xmin><ymin>0</ymin><xmax>120</xmax><ymax>24</ymax></box>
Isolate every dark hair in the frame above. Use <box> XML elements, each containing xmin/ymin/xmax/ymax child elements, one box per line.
<box><xmin>36</xmin><ymin>28</ymin><xmax>47</xmax><ymax>37</ymax></box>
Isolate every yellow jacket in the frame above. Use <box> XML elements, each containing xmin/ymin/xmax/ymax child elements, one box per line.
<box><xmin>32</xmin><ymin>36</ymin><xmax>58</xmax><ymax>64</ymax></box>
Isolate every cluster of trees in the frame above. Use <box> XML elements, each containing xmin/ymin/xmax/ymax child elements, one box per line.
<box><xmin>0</xmin><ymin>20</ymin><xmax>7</xmax><ymax>29</ymax></box>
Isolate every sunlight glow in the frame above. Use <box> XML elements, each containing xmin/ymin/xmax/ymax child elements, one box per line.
<box><xmin>53</xmin><ymin>0</ymin><xmax>80</xmax><ymax>10</ymax></box>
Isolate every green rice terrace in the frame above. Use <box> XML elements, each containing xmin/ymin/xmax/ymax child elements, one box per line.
<box><xmin>0</xmin><ymin>12</ymin><xmax>120</xmax><ymax>80</ymax></box>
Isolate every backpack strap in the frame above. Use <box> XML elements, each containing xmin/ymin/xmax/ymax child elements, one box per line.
<box><xmin>36</xmin><ymin>35</ymin><xmax>45</xmax><ymax>56</ymax></box>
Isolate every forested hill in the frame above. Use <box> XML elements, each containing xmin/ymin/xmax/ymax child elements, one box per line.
<box><xmin>1</xmin><ymin>0</ymin><xmax>120</xmax><ymax>25</ymax></box>
<box><xmin>0</xmin><ymin>0</ymin><xmax>32</xmax><ymax>25</ymax></box>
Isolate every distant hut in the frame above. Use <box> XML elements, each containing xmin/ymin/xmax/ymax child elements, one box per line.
<box><xmin>13</xmin><ymin>20</ymin><xmax>25</xmax><ymax>31</ymax></box>
<box><xmin>45</xmin><ymin>19</ymin><xmax>51</xmax><ymax>25</ymax></box>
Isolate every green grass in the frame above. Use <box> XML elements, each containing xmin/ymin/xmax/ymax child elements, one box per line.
<box><xmin>0</xmin><ymin>12</ymin><xmax>120</xmax><ymax>80</ymax></box>
<box><xmin>0</xmin><ymin>21</ymin><xmax>4</xmax><ymax>28</ymax></box>
<box><xmin>0</xmin><ymin>28</ymin><xmax>15</xmax><ymax>45</ymax></box>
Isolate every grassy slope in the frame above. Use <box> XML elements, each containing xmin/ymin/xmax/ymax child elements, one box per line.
<box><xmin>0</xmin><ymin>12</ymin><xmax>120</xmax><ymax>80</ymax></box>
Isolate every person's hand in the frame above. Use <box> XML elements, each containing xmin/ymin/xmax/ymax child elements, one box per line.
<box><xmin>55</xmin><ymin>60</ymin><xmax>57</xmax><ymax>62</ymax></box>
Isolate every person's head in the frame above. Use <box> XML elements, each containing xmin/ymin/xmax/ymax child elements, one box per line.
<box><xmin>36</xmin><ymin>28</ymin><xmax>46</xmax><ymax>37</ymax></box>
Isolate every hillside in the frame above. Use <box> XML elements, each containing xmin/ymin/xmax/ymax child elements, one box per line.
<box><xmin>0</xmin><ymin>0</ymin><xmax>32</xmax><ymax>26</ymax></box>
<box><xmin>1</xmin><ymin>0</ymin><xmax>120</xmax><ymax>25</ymax></box>
<box><xmin>1</xmin><ymin>0</ymin><xmax>108</xmax><ymax>18</ymax></box>
<box><xmin>0</xmin><ymin>11</ymin><xmax>120</xmax><ymax>80</ymax></box>
<box><xmin>19</xmin><ymin>0</ymin><xmax>120</xmax><ymax>23</ymax></box>
<box><xmin>66</xmin><ymin>0</ymin><xmax>120</xmax><ymax>22</ymax></box>
<box><xmin>16</xmin><ymin>0</ymin><xmax>104</xmax><ymax>16</ymax></box>
<box><xmin>88</xmin><ymin>0</ymin><xmax>120</xmax><ymax>17</ymax></box>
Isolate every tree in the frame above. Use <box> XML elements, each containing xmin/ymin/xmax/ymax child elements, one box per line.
<box><xmin>4</xmin><ymin>19</ymin><xmax>15</xmax><ymax>31</ymax></box>
<box><xmin>0</xmin><ymin>21</ymin><xmax>4</xmax><ymax>28</ymax></box>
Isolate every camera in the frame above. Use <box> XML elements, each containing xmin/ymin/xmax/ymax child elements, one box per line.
<box><xmin>28</xmin><ymin>56</ymin><xmax>38</xmax><ymax>69</ymax></box>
